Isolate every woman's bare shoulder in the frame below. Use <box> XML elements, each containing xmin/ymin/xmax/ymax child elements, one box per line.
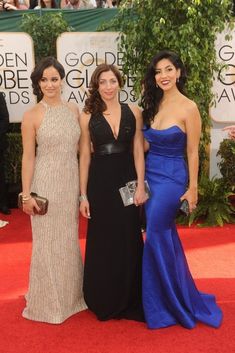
<box><xmin>128</xmin><ymin>103</ymin><xmax>142</xmax><ymax>118</ymax></box>
<box><xmin>180</xmin><ymin>96</ymin><xmax>201</xmax><ymax>127</ymax></box>
<box><xmin>80</xmin><ymin>110</ymin><xmax>91</xmax><ymax>118</ymax></box>
<box><xmin>181</xmin><ymin>95</ymin><xmax>198</xmax><ymax>112</ymax></box>
<box><xmin>66</xmin><ymin>101</ymin><xmax>80</xmax><ymax>115</ymax></box>
<box><xmin>22</xmin><ymin>103</ymin><xmax>43</xmax><ymax>124</ymax></box>
<box><xmin>80</xmin><ymin>110</ymin><xmax>91</xmax><ymax>127</ymax></box>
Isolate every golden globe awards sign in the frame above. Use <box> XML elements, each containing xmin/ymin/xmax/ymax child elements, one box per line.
<box><xmin>211</xmin><ymin>29</ymin><xmax>235</xmax><ymax>123</ymax></box>
<box><xmin>57</xmin><ymin>32</ymin><xmax>137</xmax><ymax>107</ymax></box>
<box><xmin>210</xmin><ymin>27</ymin><xmax>235</xmax><ymax>177</ymax></box>
<box><xmin>0</xmin><ymin>32</ymin><xmax>35</xmax><ymax>123</ymax></box>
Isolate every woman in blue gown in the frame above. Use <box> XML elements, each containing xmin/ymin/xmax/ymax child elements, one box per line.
<box><xmin>141</xmin><ymin>50</ymin><xmax>223</xmax><ymax>329</ymax></box>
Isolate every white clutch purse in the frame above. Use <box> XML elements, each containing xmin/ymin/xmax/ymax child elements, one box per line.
<box><xmin>119</xmin><ymin>180</ymin><xmax>151</xmax><ymax>207</ymax></box>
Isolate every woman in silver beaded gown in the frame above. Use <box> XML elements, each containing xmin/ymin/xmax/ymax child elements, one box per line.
<box><xmin>21</xmin><ymin>57</ymin><xmax>87</xmax><ymax>324</ymax></box>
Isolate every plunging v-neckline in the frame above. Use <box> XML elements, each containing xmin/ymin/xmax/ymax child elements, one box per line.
<box><xmin>102</xmin><ymin>104</ymin><xmax>123</xmax><ymax>141</ymax></box>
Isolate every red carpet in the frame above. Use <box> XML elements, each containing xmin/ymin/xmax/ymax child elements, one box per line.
<box><xmin>0</xmin><ymin>210</ymin><xmax>235</xmax><ymax>353</ymax></box>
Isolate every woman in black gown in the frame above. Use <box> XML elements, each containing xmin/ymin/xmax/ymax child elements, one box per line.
<box><xmin>79</xmin><ymin>64</ymin><xmax>146</xmax><ymax>322</ymax></box>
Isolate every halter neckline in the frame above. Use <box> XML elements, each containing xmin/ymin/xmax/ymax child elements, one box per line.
<box><xmin>40</xmin><ymin>100</ymin><xmax>64</xmax><ymax>108</ymax></box>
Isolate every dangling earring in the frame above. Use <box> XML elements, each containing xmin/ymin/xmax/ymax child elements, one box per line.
<box><xmin>176</xmin><ymin>78</ymin><xmax>180</xmax><ymax>83</ymax></box>
<box><xmin>156</xmin><ymin>83</ymin><xmax>158</xmax><ymax>88</ymax></box>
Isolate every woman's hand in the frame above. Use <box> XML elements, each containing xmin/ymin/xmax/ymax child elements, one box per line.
<box><xmin>180</xmin><ymin>187</ymin><xmax>198</xmax><ymax>214</ymax></box>
<box><xmin>223</xmin><ymin>125</ymin><xmax>235</xmax><ymax>139</ymax></box>
<box><xmin>2</xmin><ymin>2</ymin><xmax>18</xmax><ymax>10</ymax></box>
<box><xmin>144</xmin><ymin>139</ymin><xmax>150</xmax><ymax>152</ymax></box>
<box><xmin>79</xmin><ymin>200</ymin><xmax>91</xmax><ymax>219</ymax></box>
<box><xmin>23</xmin><ymin>198</ymin><xmax>41</xmax><ymax>216</ymax></box>
<box><xmin>134</xmin><ymin>184</ymin><xmax>148</xmax><ymax>206</ymax></box>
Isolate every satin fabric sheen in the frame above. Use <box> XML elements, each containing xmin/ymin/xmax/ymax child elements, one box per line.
<box><xmin>143</xmin><ymin>125</ymin><xmax>223</xmax><ymax>329</ymax></box>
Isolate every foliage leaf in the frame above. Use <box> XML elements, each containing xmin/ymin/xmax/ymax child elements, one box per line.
<box><xmin>20</xmin><ymin>12</ymin><xmax>72</xmax><ymax>62</ymax></box>
<box><xmin>100</xmin><ymin>0</ymin><xmax>234</xmax><ymax>172</ymax></box>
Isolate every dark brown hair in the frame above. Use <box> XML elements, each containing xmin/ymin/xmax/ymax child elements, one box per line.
<box><xmin>83</xmin><ymin>64</ymin><xmax>123</xmax><ymax>115</ymax></box>
<box><xmin>31</xmin><ymin>56</ymin><xmax>65</xmax><ymax>100</ymax></box>
<box><xmin>40</xmin><ymin>0</ymin><xmax>58</xmax><ymax>8</ymax></box>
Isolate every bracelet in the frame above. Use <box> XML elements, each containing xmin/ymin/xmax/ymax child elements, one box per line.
<box><xmin>79</xmin><ymin>194</ymin><xmax>88</xmax><ymax>202</ymax></box>
<box><xmin>22</xmin><ymin>197</ymin><xmax>32</xmax><ymax>204</ymax></box>
<box><xmin>21</xmin><ymin>194</ymin><xmax>31</xmax><ymax>200</ymax></box>
<box><xmin>20</xmin><ymin>192</ymin><xmax>32</xmax><ymax>203</ymax></box>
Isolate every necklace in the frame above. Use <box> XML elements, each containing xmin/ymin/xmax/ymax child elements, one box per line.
<box><xmin>103</xmin><ymin>103</ymin><xmax>121</xmax><ymax>116</ymax></box>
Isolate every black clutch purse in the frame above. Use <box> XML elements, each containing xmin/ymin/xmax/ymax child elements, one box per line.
<box><xmin>18</xmin><ymin>192</ymin><xmax>49</xmax><ymax>215</ymax></box>
<box><xmin>179</xmin><ymin>199</ymin><xmax>189</xmax><ymax>216</ymax></box>
<box><xmin>119</xmin><ymin>180</ymin><xmax>151</xmax><ymax>207</ymax></box>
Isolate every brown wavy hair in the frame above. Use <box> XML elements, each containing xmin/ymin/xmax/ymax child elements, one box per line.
<box><xmin>83</xmin><ymin>64</ymin><xmax>123</xmax><ymax>115</ymax></box>
<box><xmin>30</xmin><ymin>56</ymin><xmax>65</xmax><ymax>101</ymax></box>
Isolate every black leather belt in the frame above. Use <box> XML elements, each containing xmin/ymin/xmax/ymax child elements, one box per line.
<box><xmin>94</xmin><ymin>142</ymin><xmax>129</xmax><ymax>155</ymax></box>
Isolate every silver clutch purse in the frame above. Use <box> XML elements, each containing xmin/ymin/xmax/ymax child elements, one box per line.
<box><xmin>119</xmin><ymin>180</ymin><xmax>151</xmax><ymax>207</ymax></box>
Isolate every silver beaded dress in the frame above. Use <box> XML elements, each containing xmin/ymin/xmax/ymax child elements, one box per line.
<box><xmin>22</xmin><ymin>102</ymin><xmax>87</xmax><ymax>324</ymax></box>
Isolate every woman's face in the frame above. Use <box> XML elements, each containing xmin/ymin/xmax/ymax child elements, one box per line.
<box><xmin>154</xmin><ymin>58</ymin><xmax>180</xmax><ymax>91</ymax></box>
<box><xmin>42</xmin><ymin>0</ymin><xmax>52</xmax><ymax>7</ymax></box>
<box><xmin>98</xmin><ymin>70</ymin><xmax>120</xmax><ymax>101</ymax></box>
<box><xmin>39</xmin><ymin>66</ymin><xmax>62</xmax><ymax>99</ymax></box>
<box><xmin>4</xmin><ymin>0</ymin><xmax>16</xmax><ymax>5</ymax></box>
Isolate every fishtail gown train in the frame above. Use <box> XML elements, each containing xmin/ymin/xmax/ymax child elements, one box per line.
<box><xmin>143</xmin><ymin>125</ymin><xmax>223</xmax><ymax>329</ymax></box>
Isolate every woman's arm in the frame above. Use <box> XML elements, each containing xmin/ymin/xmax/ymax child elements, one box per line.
<box><xmin>21</xmin><ymin>111</ymin><xmax>40</xmax><ymax>215</ymax></box>
<box><xmin>79</xmin><ymin>111</ymin><xmax>91</xmax><ymax>218</ymax></box>
<box><xmin>181</xmin><ymin>102</ymin><xmax>201</xmax><ymax>213</ymax></box>
<box><xmin>3</xmin><ymin>2</ymin><xmax>18</xmax><ymax>10</ymax></box>
<box><xmin>129</xmin><ymin>104</ymin><xmax>147</xmax><ymax>205</ymax></box>
<box><xmin>144</xmin><ymin>139</ymin><xmax>150</xmax><ymax>152</ymax></box>
<box><xmin>223</xmin><ymin>125</ymin><xmax>235</xmax><ymax>139</ymax></box>
<box><xmin>68</xmin><ymin>101</ymin><xmax>81</xmax><ymax>151</ymax></box>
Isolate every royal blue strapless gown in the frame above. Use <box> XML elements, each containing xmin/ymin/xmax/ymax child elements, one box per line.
<box><xmin>143</xmin><ymin>125</ymin><xmax>223</xmax><ymax>329</ymax></box>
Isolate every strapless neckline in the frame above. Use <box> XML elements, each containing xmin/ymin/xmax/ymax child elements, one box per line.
<box><xmin>150</xmin><ymin>125</ymin><xmax>186</xmax><ymax>134</ymax></box>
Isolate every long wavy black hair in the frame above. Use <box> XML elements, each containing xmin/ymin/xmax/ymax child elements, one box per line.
<box><xmin>141</xmin><ymin>50</ymin><xmax>187</xmax><ymax>128</ymax></box>
<box><xmin>83</xmin><ymin>63</ymin><xmax>123</xmax><ymax>115</ymax></box>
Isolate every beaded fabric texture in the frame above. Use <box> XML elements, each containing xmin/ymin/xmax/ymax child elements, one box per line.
<box><xmin>22</xmin><ymin>102</ymin><xmax>87</xmax><ymax>324</ymax></box>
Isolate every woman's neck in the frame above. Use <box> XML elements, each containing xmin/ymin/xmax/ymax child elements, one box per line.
<box><xmin>41</xmin><ymin>96</ymin><xmax>63</xmax><ymax>106</ymax></box>
<box><xmin>103</xmin><ymin>98</ymin><xmax>120</xmax><ymax>112</ymax></box>
<box><xmin>162</xmin><ymin>87</ymin><xmax>182</xmax><ymax>103</ymax></box>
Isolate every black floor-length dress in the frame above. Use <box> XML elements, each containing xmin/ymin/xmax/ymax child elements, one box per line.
<box><xmin>83</xmin><ymin>103</ymin><xmax>144</xmax><ymax>322</ymax></box>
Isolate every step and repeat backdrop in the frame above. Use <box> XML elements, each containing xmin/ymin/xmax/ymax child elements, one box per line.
<box><xmin>57</xmin><ymin>32</ymin><xmax>136</xmax><ymax>107</ymax></box>
<box><xmin>0</xmin><ymin>32</ymin><xmax>36</xmax><ymax>122</ymax></box>
<box><xmin>210</xmin><ymin>29</ymin><xmax>235</xmax><ymax>177</ymax></box>
<box><xmin>0</xmin><ymin>30</ymin><xmax>234</xmax><ymax>176</ymax></box>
